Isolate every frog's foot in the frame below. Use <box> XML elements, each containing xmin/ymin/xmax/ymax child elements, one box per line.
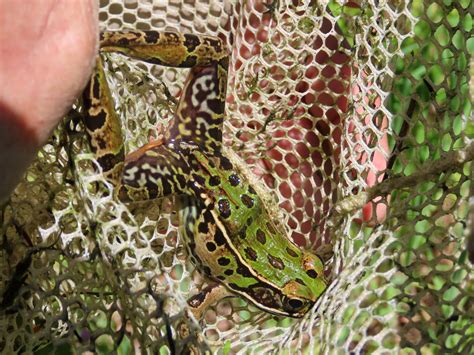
<box><xmin>187</xmin><ymin>283</ymin><xmax>232</xmax><ymax>320</ymax></box>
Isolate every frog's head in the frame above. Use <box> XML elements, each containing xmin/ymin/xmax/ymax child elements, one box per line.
<box><xmin>280</xmin><ymin>252</ymin><xmax>327</xmax><ymax>317</ymax></box>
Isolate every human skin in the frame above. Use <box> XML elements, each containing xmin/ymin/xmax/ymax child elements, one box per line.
<box><xmin>0</xmin><ymin>0</ymin><xmax>98</xmax><ymax>203</ymax></box>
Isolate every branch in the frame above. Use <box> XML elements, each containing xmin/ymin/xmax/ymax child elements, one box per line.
<box><xmin>333</xmin><ymin>142</ymin><xmax>474</xmax><ymax>218</ymax></box>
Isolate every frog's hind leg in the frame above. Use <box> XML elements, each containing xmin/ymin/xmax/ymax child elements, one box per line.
<box><xmin>116</xmin><ymin>142</ymin><xmax>191</xmax><ymax>202</ymax></box>
<box><xmin>99</xmin><ymin>30</ymin><xmax>229</xmax><ymax>153</ymax></box>
<box><xmin>83</xmin><ymin>30</ymin><xmax>229</xmax><ymax>197</ymax></box>
<box><xmin>82</xmin><ymin>55</ymin><xmax>124</xmax><ymax>186</ymax></box>
<box><xmin>169</xmin><ymin>61</ymin><xmax>227</xmax><ymax>153</ymax></box>
<box><xmin>82</xmin><ymin>55</ymin><xmax>190</xmax><ymax>202</ymax></box>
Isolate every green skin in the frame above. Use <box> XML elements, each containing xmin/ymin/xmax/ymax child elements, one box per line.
<box><xmin>81</xmin><ymin>30</ymin><xmax>327</xmax><ymax>318</ymax></box>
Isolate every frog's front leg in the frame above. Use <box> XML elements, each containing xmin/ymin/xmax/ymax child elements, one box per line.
<box><xmin>187</xmin><ymin>283</ymin><xmax>233</xmax><ymax>320</ymax></box>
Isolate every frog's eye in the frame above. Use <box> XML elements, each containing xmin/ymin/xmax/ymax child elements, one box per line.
<box><xmin>282</xmin><ymin>296</ymin><xmax>307</xmax><ymax>314</ymax></box>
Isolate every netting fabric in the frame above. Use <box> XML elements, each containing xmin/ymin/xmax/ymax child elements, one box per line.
<box><xmin>1</xmin><ymin>0</ymin><xmax>473</xmax><ymax>353</ymax></box>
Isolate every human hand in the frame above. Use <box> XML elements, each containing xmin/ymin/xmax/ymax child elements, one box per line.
<box><xmin>0</xmin><ymin>0</ymin><xmax>98</xmax><ymax>202</ymax></box>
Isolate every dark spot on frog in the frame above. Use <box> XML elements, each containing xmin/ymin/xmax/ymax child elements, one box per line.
<box><xmin>208</xmin><ymin>97</ymin><xmax>224</xmax><ymax>114</ymax></box>
<box><xmin>97</xmin><ymin>148</ymin><xmax>125</xmax><ymax>172</ymax></box>
<box><xmin>241</xmin><ymin>194</ymin><xmax>254</xmax><ymax>208</ymax></box>
<box><xmin>295</xmin><ymin>278</ymin><xmax>305</xmax><ymax>285</ymax></box>
<box><xmin>224</xmin><ymin>269</ymin><xmax>234</xmax><ymax>276</ymax></box>
<box><xmin>144</xmin><ymin>31</ymin><xmax>161</xmax><ymax>44</ymax></box>
<box><xmin>203</xmin><ymin>209</ymin><xmax>213</xmax><ymax>223</ymax></box>
<box><xmin>266</xmin><ymin>222</ymin><xmax>277</xmax><ymax>234</ymax></box>
<box><xmin>195</xmin><ymin>86</ymin><xmax>211</xmax><ymax>103</ymax></box>
<box><xmin>217</xmin><ymin>275</ymin><xmax>225</xmax><ymax>281</ymax></box>
<box><xmin>214</xmin><ymin>228</ymin><xmax>226</xmax><ymax>246</ymax></box>
<box><xmin>176</xmin><ymin>174</ymin><xmax>186</xmax><ymax>189</ymax></box>
<box><xmin>208</xmin><ymin>127</ymin><xmax>222</xmax><ymax>142</ymax></box>
<box><xmin>220</xmin><ymin>156</ymin><xmax>233</xmax><ymax>170</ymax></box>
<box><xmin>248</xmin><ymin>186</ymin><xmax>257</xmax><ymax>195</ymax></box>
<box><xmin>246</xmin><ymin>217</ymin><xmax>253</xmax><ymax>226</ymax></box>
<box><xmin>228</xmin><ymin>282</ymin><xmax>239</xmax><ymax>290</ymax></box>
<box><xmin>203</xmin><ymin>266</ymin><xmax>212</xmax><ymax>276</ymax></box>
<box><xmin>306</xmin><ymin>269</ymin><xmax>318</xmax><ymax>279</ymax></box>
<box><xmin>206</xmin><ymin>242</ymin><xmax>216</xmax><ymax>252</ymax></box>
<box><xmin>198</xmin><ymin>222</ymin><xmax>209</xmax><ymax>234</ymax></box>
<box><xmin>86</xmin><ymin>108</ymin><xmax>107</xmax><ymax>132</ymax></box>
<box><xmin>95</xmin><ymin>135</ymin><xmax>108</xmax><ymax>151</ymax></box>
<box><xmin>160</xmin><ymin>179</ymin><xmax>172</xmax><ymax>196</ymax></box>
<box><xmin>117</xmin><ymin>37</ymin><xmax>130</xmax><ymax>46</ymax></box>
<box><xmin>91</xmin><ymin>76</ymin><xmax>102</xmax><ymax>101</ymax></box>
<box><xmin>193</xmin><ymin>173</ymin><xmax>206</xmax><ymax>186</ymax></box>
<box><xmin>236</xmin><ymin>265</ymin><xmax>253</xmax><ymax>278</ymax></box>
<box><xmin>183</xmin><ymin>34</ymin><xmax>200</xmax><ymax>52</ymax></box>
<box><xmin>256</xmin><ymin>229</ymin><xmax>266</xmax><ymax>245</ymax></box>
<box><xmin>268</xmin><ymin>255</ymin><xmax>285</xmax><ymax>270</ymax></box>
<box><xmin>218</xmin><ymin>257</ymin><xmax>230</xmax><ymax>266</ymax></box>
<box><xmin>286</xmin><ymin>247</ymin><xmax>298</xmax><ymax>258</ymax></box>
<box><xmin>218</xmin><ymin>199</ymin><xmax>231</xmax><ymax>219</ymax></box>
<box><xmin>228</xmin><ymin>174</ymin><xmax>240</xmax><ymax>186</ymax></box>
<box><xmin>245</xmin><ymin>247</ymin><xmax>258</xmax><ymax>261</ymax></box>
<box><xmin>208</xmin><ymin>175</ymin><xmax>220</xmax><ymax>186</ymax></box>
<box><xmin>239</xmin><ymin>227</ymin><xmax>247</xmax><ymax>239</ymax></box>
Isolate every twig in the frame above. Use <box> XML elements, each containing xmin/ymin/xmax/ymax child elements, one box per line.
<box><xmin>333</xmin><ymin>142</ymin><xmax>474</xmax><ymax>219</ymax></box>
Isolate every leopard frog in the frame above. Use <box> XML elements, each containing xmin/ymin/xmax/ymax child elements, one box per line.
<box><xmin>81</xmin><ymin>30</ymin><xmax>327</xmax><ymax>318</ymax></box>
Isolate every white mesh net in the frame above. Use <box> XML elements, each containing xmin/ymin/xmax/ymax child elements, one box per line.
<box><xmin>1</xmin><ymin>0</ymin><xmax>473</xmax><ymax>353</ymax></box>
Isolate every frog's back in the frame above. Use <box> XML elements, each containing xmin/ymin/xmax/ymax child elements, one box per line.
<box><xmin>180</xmin><ymin>149</ymin><xmax>327</xmax><ymax>316</ymax></box>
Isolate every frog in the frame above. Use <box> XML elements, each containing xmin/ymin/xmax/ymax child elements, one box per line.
<box><xmin>81</xmin><ymin>30</ymin><xmax>327</xmax><ymax>318</ymax></box>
